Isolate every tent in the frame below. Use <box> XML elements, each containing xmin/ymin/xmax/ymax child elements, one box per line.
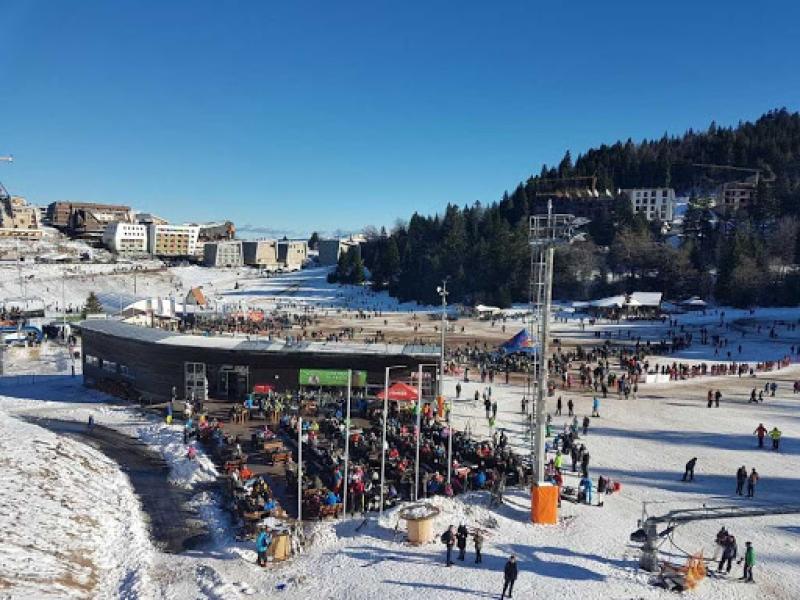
<box><xmin>253</xmin><ymin>384</ymin><xmax>275</xmax><ymax>394</ymax></box>
<box><xmin>376</xmin><ymin>382</ymin><xmax>420</xmax><ymax>402</ymax></box>
<box><xmin>500</xmin><ymin>329</ymin><xmax>536</xmax><ymax>354</ymax></box>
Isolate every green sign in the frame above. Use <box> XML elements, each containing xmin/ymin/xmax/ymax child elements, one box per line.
<box><xmin>298</xmin><ymin>369</ymin><xmax>367</xmax><ymax>387</ymax></box>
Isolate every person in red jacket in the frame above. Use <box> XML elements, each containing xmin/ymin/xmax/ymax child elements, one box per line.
<box><xmin>754</xmin><ymin>423</ymin><xmax>768</xmax><ymax>448</ymax></box>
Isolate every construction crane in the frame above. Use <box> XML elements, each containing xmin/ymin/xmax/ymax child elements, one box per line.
<box><xmin>630</xmin><ymin>502</ymin><xmax>800</xmax><ymax>572</ymax></box>
<box><xmin>0</xmin><ymin>154</ymin><xmax>12</xmax><ymax>200</ymax></box>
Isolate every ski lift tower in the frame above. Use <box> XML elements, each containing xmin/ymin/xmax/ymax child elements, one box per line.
<box><xmin>529</xmin><ymin>199</ymin><xmax>587</xmax><ymax>523</ymax></box>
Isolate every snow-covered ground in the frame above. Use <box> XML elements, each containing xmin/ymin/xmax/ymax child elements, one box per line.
<box><xmin>1</xmin><ymin>331</ymin><xmax>799</xmax><ymax>599</ymax></box>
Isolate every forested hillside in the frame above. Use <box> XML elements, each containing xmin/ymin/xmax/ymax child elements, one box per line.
<box><xmin>363</xmin><ymin>109</ymin><xmax>800</xmax><ymax>308</ymax></box>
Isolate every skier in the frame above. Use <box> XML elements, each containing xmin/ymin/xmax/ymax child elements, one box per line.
<box><xmin>580</xmin><ymin>475</ymin><xmax>593</xmax><ymax>505</ymax></box>
<box><xmin>580</xmin><ymin>449</ymin><xmax>590</xmax><ymax>478</ymax></box>
<box><xmin>770</xmin><ymin>382</ymin><xmax>777</xmax><ymax>397</ymax></box>
<box><xmin>741</xmin><ymin>541</ymin><xmax>755</xmax><ymax>582</ymax></box>
<box><xmin>556</xmin><ymin>396</ymin><xmax>562</xmax><ymax>416</ymax></box>
<box><xmin>456</xmin><ymin>523</ymin><xmax>468</xmax><ymax>561</ymax></box>
<box><xmin>591</xmin><ymin>396</ymin><xmax>600</xmax><ymax>417</ymax></box>
<box><xmin>501</xmin><ymin>555</ymin><xmax>518</xmax><ymax>599</ymax></box>
<box><xmin>567</xmin><ymin>398</ymin><xmax>574</xmax><ymax>416</ymax></box>
<box><xmin>491</xmin><ymin>400</ymin><xmax>498</xmax><ymax>419</ymax></box>
<box><xmin>582</xmin><ymin>415</ymin><xmax>590</xmax><ymax>436</ymax></box>
<box><xmin>718</xmin><ymin>534</ymin><xmax>738</xmax><ymax>574</ymax></box>
<box><xmin>484</xmin><ymin>397</ymin><xmax>491</xmax><ymax>420</ymax></box>
<box><xmin>441</xmin><ymin>525</ymin><xmax>456</xmax><ymax>566</ymax></box>
<box><xmin>707</xmin><ymin>389</ymin><xmax>713</xmax><ymax>408</ymax></box>
<box><xmin>747</xmin><ymin>468</ymin><xmax>759</xmax><ymax>497</ymax></box>
<box><xmin>570</xmin><ymin>445</ymin><xmax>579</xmax><ymax>472</ymax></box>
<box><xmin>455</xmin><ymin>382</ymin><xmax>461</xmax><ymax>398</ymax></box>
<box><xmin>715</xmin><ymin>390</ymin><xmax>722</xmax><ymax>406</ymax></box>
<box><xmin>87</xmin><ymin>415</ymin><xmax>95</xmax><ymax>432</ymax></box>
<box><xmin>682</xmin><ymin>457</ymin><xmax>697</xmax><ymax>482</ymax></box>
<box><xmin>735</xmin><ymin>465</ymin><xmax>747</xmax><ymax>496</ymax></box>
<box><xmin>754</xmin><ymin>423</ymin><xmax>767</xmax><ymax>448</ymax></box>
<box><xmin>473</xmin><ymin>529</ymin><xmax>483</xmax><ymax>564</ymax></box>
<box><xmin>769</xmin><ymin>426</ymin><xmax>782</xmax><ymax>451</ymax></box>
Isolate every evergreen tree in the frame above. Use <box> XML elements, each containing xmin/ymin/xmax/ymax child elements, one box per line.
<box><xmin>82</xmin><ymin>292</ymin><xmax>103</xmax><ymax>318</ymax></box>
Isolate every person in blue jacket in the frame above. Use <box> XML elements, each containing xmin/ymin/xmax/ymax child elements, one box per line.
<box><xmin>263</xmin><ymin>498</ymin><xmax>277</xmax><ymax>513</ymax></box>
<box><xmin>592</xmin><ymin>396</ymin><xmax>600</xmax><ymax>417</ymax></box>
<box><xmin>256</xmin><ymin>527</ymin><xmax>272</xmax><ymax>566</ymax></box>
<box><xmin>580</xmin><ymin>476</ymin><xmax>593</xmax><ymax>505</ymax></box>
<box><xmin>325</xmin><ymin>490</ymin><xmax>339</xmax><ymax>506</ymax></box>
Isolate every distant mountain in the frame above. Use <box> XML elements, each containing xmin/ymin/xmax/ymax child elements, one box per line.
<box><xmin>363</xmin><ymin>109</ymin><xmax>800</xmax><ymax>308</ymax></box>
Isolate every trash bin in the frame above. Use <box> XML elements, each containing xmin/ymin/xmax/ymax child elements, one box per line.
<box><xmin>399</xmin><ymin>503</ymin><xmax>441</xmax><ymax>545</ymax></box>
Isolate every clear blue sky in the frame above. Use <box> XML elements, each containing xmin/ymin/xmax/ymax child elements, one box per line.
<box><xmin>1</xmin><ymin>1</ymin><xmax>798</xmax><ymax>237</ymax></box>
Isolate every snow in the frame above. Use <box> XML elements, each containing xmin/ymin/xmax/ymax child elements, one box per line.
<box><xmin>2</xmin><ymin>303</ymin><xmax>800</xmax><ymax>598</ymax></box>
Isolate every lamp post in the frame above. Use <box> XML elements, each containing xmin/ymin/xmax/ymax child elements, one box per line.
<box><xmin>380</xmin><ymin>364</ymin><xmax>406</xmax><ymax>519</ymax></box>
<box><xmin>342</xmin><ymin>369</ymin><xmax>352</xmax><ymax>517</ymax></box>
<box><xmin>414</xmin><ymin>362</ymin><xmax>438</xmax><ymax>501</ymax></box>
<box><xmin>436</xmin><ymin>280</ymin><xmax>451</xmax><ymax>485</ymax></box>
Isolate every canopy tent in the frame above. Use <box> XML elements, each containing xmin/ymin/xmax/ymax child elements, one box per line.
<box><xmin>376</xmin><ymin>382</ymin><xmax>420</xmax><ymax>402</ymax></box>
<box><xmin>253</xmin><ymin>384</ymin><xmax>275</xmax><ymax>394</ymax></box>
<box><xmin>499</xmin><ymin>328</ymin><xmax>536</xmax><ymax>354</ymax></box>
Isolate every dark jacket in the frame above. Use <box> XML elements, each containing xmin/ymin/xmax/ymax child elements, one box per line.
<box><xmin>504</xmin><ymin>559</ymin><xmax>518</xmax><ymax>581</ymax></box>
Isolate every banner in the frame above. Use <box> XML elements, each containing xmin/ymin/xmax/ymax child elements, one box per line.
<box><xmin>298</xmin><ymin>369</ymin><xmax>367</xmax><ymax>387</ymax></box>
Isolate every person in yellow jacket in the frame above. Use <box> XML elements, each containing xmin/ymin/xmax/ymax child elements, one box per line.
<box><xmin>769</xmin><ymin>427</ymin><xmax>782</xmax><ymax>451</ymax></box>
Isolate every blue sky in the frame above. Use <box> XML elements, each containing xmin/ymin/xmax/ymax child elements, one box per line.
<box><xmin>1</xmin><ymin>1</ymin><xmax>798</xmax><ymax>237</ymax></box>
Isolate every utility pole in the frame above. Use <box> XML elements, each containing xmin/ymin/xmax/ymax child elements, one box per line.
<box><xmin>437</xmin><ymin>280</ymin><xmax>451</xmax><ymax>485</ymax></box>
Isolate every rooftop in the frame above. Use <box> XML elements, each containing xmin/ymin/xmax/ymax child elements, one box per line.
<box><xmin>79</xmin><ymin>319</ymin><xmax>440</xmax><ymax>358</ymax></box>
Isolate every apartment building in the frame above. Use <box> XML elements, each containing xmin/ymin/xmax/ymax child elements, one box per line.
<box><xmin>318</xmin><ymin>238</ymin><xmax>362</xmax><ymax>266</ymax></box>
<box><xmin>242</xmin><ymin>240</ymin><xmax>280</xmax><ymax>269</ymax></box>
<box><xmin>203</xmin><ymin>240</ymin><xmax>243</xmax><ymax>267</ymax></box>
<box><xmin>0</xmin><ymin>196</ymin><xmax>43</xmax><ymax>239</ymax></box>
<box><xmin>716</xmin><ymin>180</ymin><xmax>757</xmax><ymax>213</ymax></box>
<box><xmin>46</xmin><ymin>201</ymin><xmax>132</xmax><ymax>233</ymax></box>
<box><xmin>147</xmin><ymin>224</ymin><xmax>200</xmax><ymax>257</ymax></box>
<box><xmin>103</xmin><ymin>222</ymin><xmax>148</xmax><ymax>255</ymax></box>
<box><xmin>277</xmin><ymin>240</ymin><xmax>308</xmax><ymax>270</ymax></box>
<box><xmin>622</xmin><ymin>188</ymin><xmax>676</xmax><ymax>222</ymax></box>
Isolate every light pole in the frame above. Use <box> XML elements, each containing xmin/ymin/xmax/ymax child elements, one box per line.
<box><xmin>529</xmin><ymin>200</ymin><xmax>586</xmax><ymax>523</ymax></box>
<box><xmin>342</xmin><ymin>369</ymin><xmax>352</xmax><ymax>517</ymax></box>
<box><xmin>380</xmin><ymin>364</ymin><xmax>406</xmax><ymax>519</ymax></box>
<box><xmin>414</xmin><ymin>362</ymin><xmax>438</xmax><ymax>501</ymax></box>
<box><xmin>436</xmin><ymin>280</ymin><xmax>451</xmax><ymax>485</ymax></box>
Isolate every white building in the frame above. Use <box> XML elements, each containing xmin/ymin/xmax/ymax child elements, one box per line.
<box><xmin>102</xmin><ymin>222</ymin><xmax>148</xmax><ymax>255</ymax></box>
<box><xmin>203</xmin><ymin>240</ymin><xmax>243</xmax><ymax>267</ymax></box>
<box><xmin>147</xmin><ymin>224</ymin><xmax>200</xmax><ymax>257</ymax></box>
<box><xmin>622</xmin><ymin>188</ymin><xmax>676</xmax><ymax>222</ymax></box>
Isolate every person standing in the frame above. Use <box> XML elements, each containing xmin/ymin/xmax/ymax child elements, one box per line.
<box><xmin>742</xmin><ymin>541</ymin><xmax>755</xmax><ymax>582</ymax></box>
<box><xmin>441</xmin><ymin>525</ymin><xmax>456</xmax><ymax>566</ymax></box>
<box><xmin>567</xmin><ymin>398</ymin><xmax>574</xmax><ymax>416</ymax></box>
<box><xmin>717</xmin><ymin>534</ymin><xmax>737</xmax><ymax>574</ymax></box>
<box><xmin>736</xmin><ymin>465</ymin><xmax>747</xmax><ymax>496</ymax></box>
<box><xmin>473</xmin><ymin>529</ymin><xmax>483</xmax><ymax>564</ymax></box>
<box><xmin>747</xmin><ymin>468</ymin><xmax>759</xmax><ymax>497</ymax></box>
<box><xmin>754</xmin><ymin>423</ymin><xmax>767</xmax><ymax>448</ymax></box>
<box><xmin>683</xmin><ymin>457</ymin><xmax>697</xmax><ymax>482</ymax></box>
<box><xmin>456</xmin><ymin>523</ymin><xmax>468</xmax><ymax>561</ymax></box>
<box><xmin>769</xmin><ymin>427</ymin><xmax>782</xmax><ymax>451</ymax></box>
<box><xmin>582</xmin><ymin>415</ymin><xmax>590</xmax><ymax>436</ymax></box>
<box><xmin>580</xmin><ymin>449</ymin><xmax>590</xmax><ymax>478</ymax></box>
<box><xmin>715</xmin><ymin>390</ymin><xmax>722</xmax><ymax>407</ymax></box>
<box><xmin>455</xmin><ymin>382</ymin><xmax>461</xmax><ymax>399</ymax></box>
<box><xmin>484</xmin><ymin>397</ymin><xmax>491</xmax><ymax>420</ymax></box>
<box><xmin>501</xmin><ymin>555</ymin><xmax>518</xmax><ymax>598</ymax></box>
<box><xmin>255</xmin><ymin>527</ymin><xmax>271</xmax><ymax>567</ymax></box>
<box><xmin>556</xmin><ymin>396</ymin><xmax>562</xmax><ymax>416</ymax></box>
<box><xmin>707</xmin><ymin>389</ymin><xmax>713</xmax><ymax>408</ymax></box>
<box><xmin>491</xmin><ymin>400</ymin><xmax>498</xmax><ymax>419</ymax></box>
<box><xmin>592</xmin><ymin>396</ymin><xmax>600</xmax><ymax>418</ymax></box>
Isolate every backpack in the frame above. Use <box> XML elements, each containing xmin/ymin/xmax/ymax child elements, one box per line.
<box><xmin>440</xmin><ymin>531</ymin><xmax>449</xmax><ymax>544</ymax></box>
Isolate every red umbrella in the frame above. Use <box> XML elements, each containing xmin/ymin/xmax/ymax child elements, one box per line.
<box><xmin>376</xmin><ymin>382</ymin><xmax>420</xmax><ymax>402</ymax></box>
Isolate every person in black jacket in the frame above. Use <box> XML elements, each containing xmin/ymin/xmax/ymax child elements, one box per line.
<box><xmin>441</xmin><ymin>525</ymin><xmax>455</xmax><ymax>566</ymax></box>
<box><xmin>682</xmin><ymin>457</ymin><xmax>697</xmax><ymax>482</ymax></box>
<box><xmin>735</xmin><ymin>465</ymin><xmax>747</xmax><ymax>495</ymax></box>
<box><xmin>501</xmin><ymin>555</ymin><xmax>518</xmax><ymax>598</ymax></box>
<box><xmin>456</xmin><ymin>523</ymin><xmax>468</xmax><ymax>561</ymax></box>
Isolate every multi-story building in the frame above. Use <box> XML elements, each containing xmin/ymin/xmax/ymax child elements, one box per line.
<box><xmin>46</xmin><ymin>202</ymin><xmax>132</xmax><ymax>236</ymax></box>
<box><xmin>0</xmin><ymin>196</ymin><xmax>43</xmax><ymax>239</ymax></box>
<box><xmin>197</xmin><ymin>221</ymin><xmax>235</xmax><ymax>242</ymax></box>
<box><xmin>203</xmin><ymin>240</ymin><xmax>243</xmax><ymax>267</ymax></box>
<box><xmin>716</xmin><ymin>179</ymin><xmax>757</xmax><ymax>213</ymax></box>
<box><xmin>622</xmin><ymin>188</ymin><xmax>676</xmax><ymax>222</ymax></box>
<box><xmin>103</xmin><ymin>222</ymin><xmax>148</xmax><ymax>255</ymax></box>
<box><xmin>277</xmin><ymin>240</ymin><xmax>308</xmax><ymax>270</ymax></box>
<box><xmin>318</xmin><ymin>238</ymin><xmax>361</xmax><ymax>266</ymax></box>
<box><xmin>147</xmin><ymin>224</ymin><xmax>200</xmax><ymax>257</ymax></box>
<box><xmin>242</xmin><ymin>240</ymin><xmax>280</xmax><ymax>269</ymax></box>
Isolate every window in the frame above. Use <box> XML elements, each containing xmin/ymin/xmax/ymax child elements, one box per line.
<box><xmin>85</xmin><ymin>355</ymin><xmax>99</xmax><ymax>366</ymax></box>
<box><xmin>102</xmin><ymin>360</ymin><xmax>117</xmax><ymax>373</ymax></box>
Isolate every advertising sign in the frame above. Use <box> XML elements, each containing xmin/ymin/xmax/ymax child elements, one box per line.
<box><xmin>298</xmin><ymin>369</ymin><xmax>367</xmax><ymax>387</ymax></box>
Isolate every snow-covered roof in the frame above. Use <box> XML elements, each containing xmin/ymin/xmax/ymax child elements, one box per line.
<box><xmin>572</xmin><ymin>292</ymin><xmax>662</xmax><ymax>310</ymax></box>
<box><xmin>474</xmin><ymin>304</ymin><xmax>501</xmax><ymax>313</ymax></box>
<box><xmin>79</xmin><ymin>319</ymin><xmax>440</xmax><ymax>358</ymax></box>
